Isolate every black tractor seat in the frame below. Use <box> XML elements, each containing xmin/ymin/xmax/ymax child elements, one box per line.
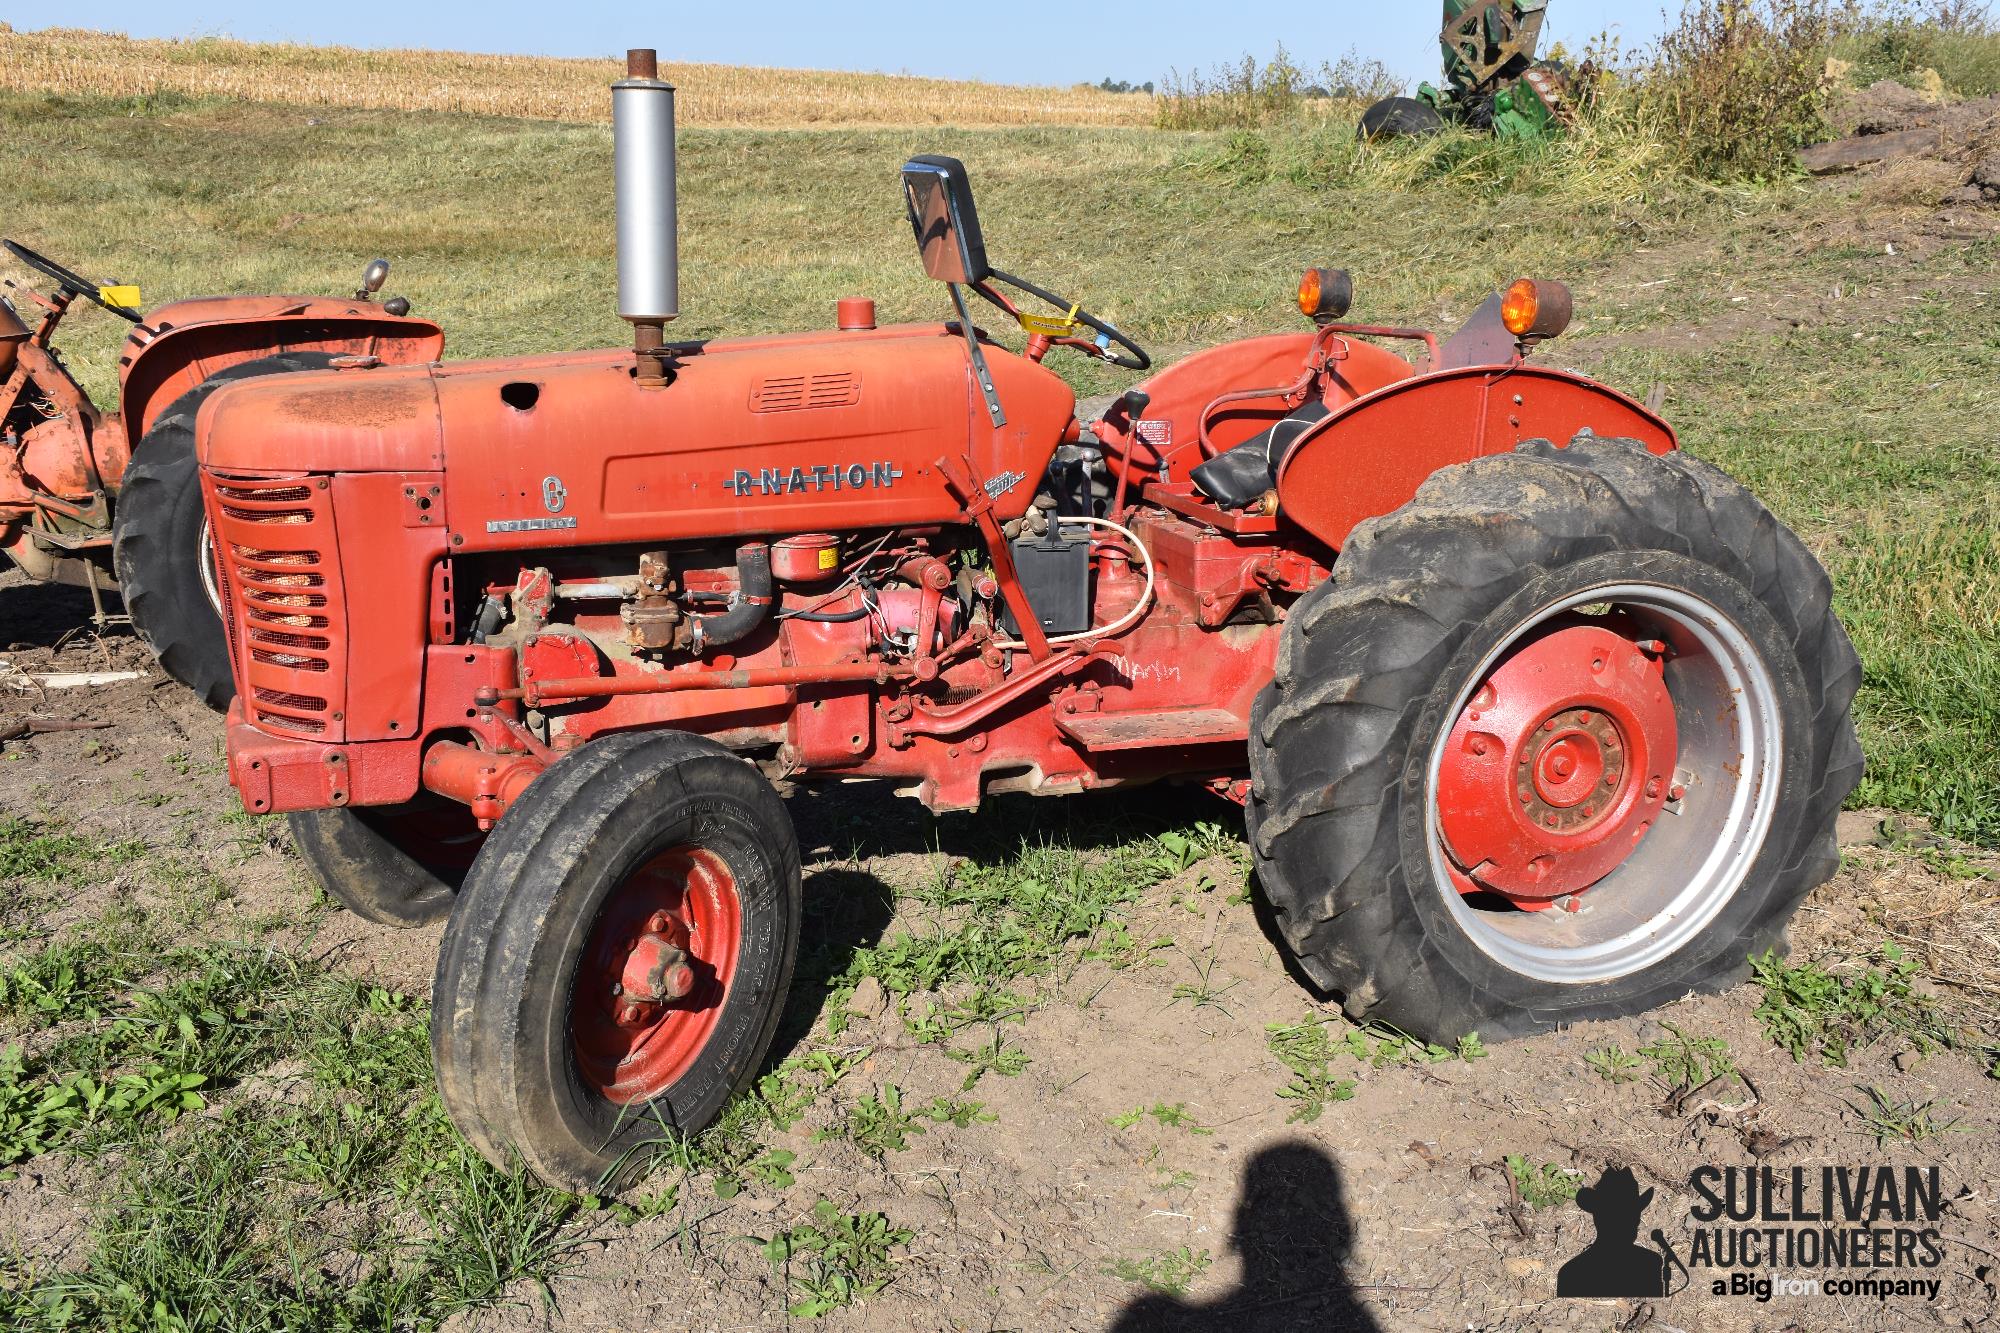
<box><xmin>1188</xmin><ymin>399</ymin><xmax>1331</xmax><ymax>510</ymax></box>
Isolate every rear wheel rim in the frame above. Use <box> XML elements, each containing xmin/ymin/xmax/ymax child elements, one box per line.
<box><xmin>573</xmin><ymin>846</ymin><xmax>743</xmax><ymax>1104</ymax></box>
<box><xmin>198</xmin><ymin>515</ymin><xmax>223</xmax><ymax>618</ymax></box>
<box><xmin>1424</xmin><ymin>581</ymin><xmax>1783</xmax><ymax>984</ymax></box>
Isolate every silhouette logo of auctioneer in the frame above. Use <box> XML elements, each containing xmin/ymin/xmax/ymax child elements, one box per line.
<box><xmin>1556</xmin><ymin>1166</ymin><xmax>1681</xmax><ymax>1298</ymax></box>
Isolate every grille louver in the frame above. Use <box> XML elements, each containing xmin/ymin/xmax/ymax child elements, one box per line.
<box><xmin>206</xmin><ymin>472</ymin><xmax>347</xmax><ymax>741</ymax></box>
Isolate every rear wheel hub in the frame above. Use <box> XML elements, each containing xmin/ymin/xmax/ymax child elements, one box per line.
<box><xmin>1436</xmin><ymin>622</ymin><xmax>1676</xmax><ymax>907</ymax></box>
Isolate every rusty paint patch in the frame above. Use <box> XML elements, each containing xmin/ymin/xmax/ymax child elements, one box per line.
<box><xmin>274</xmin><ymin>380</ymin><xmax>434</xmax><ymax>428</ymax></box>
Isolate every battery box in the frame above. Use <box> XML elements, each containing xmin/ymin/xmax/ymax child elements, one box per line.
<box><xmin>1000</xmin><ymin>532</ymin><xmax>1092</xmax><ymax>637</ymax></box>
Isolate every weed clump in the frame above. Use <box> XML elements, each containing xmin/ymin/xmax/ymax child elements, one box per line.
<box><xmin>1642</xmin><ymin>0</ymin><xmax>1838</xmax><ymax>179</ymax></box>
<box><xmin>758</xmin><ymin>1200</ymin><xmax>914</xmax><ymax>1318</ymax></box>
<box><xmin>1836</xmin><ymin>0</ymin><xmax>2000</xmax><ymax>96</ymax></box>
<box><xmin>1506</xmin><ymin>1154</ymin><xmax>1584</xmax><ymax>1209</ymax></box>
<box><xmin>1752</xmin><ymin>944</ymin><xmax>1956</xmax><ymax>1065</ymax></box>
<box><xmin>1103</xmin><ymin>1245</ymin><xmax>1213</xmax><ymax>1295</ymax></box>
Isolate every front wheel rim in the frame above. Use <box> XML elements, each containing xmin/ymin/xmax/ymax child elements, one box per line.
<box><xmin>1424</xmin><ymin>581</ymin><xmax>1784</xmax><ymax>984</ymax></box>
<box><xmin>572</xmin><ymin>846</ymin><xmax>743</xmax><ymax>1104</ymax></box>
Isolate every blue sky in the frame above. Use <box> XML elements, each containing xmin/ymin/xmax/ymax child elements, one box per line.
<box><xmin>13</xmin><ymin>2</ymin><xmax>1671</xmax><ymax>87</ymax></box>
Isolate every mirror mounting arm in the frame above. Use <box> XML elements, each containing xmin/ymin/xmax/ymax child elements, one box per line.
<box><xmin>949</xmin><ymin>283</ymin><xmax>1006</xmax><ymax>427</ymax></box>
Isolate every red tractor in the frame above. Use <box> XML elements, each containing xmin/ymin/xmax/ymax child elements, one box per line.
<box><xmin>1</xmin><ymin>240</ymin><xmax>441</xmax><ymax>704</ymax></box>
<box><xmin>202</xmin><ymin>51</ymin><xmax>1860</xmax><ymax>1187</ymax></box>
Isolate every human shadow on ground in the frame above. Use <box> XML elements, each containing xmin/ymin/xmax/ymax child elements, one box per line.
<box><xmin>1110</xmin><ymin>1140</ymin><xmax>1386</xmax><ymax>1333</ymax></box>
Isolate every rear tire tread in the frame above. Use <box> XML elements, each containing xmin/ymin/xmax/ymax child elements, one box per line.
<box><xmin>1249</xmin><ymin>435</ymin><xmax>1862</xmax><ymax>1038</ymax></box>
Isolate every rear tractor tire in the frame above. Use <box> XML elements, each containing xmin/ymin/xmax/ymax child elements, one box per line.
<box><xmin>113</xmin><ymin>351</ymin><xmax>343</xmax><ymax>709</ymax></box>
<box><xmin>289</xmin><ymin>794</ymin><xmax>485</xmax><ymax>927</ymax></box>
<box><xmin>430</xmin><ymin>732</ymin><xmax>801</xmax><ymax>1187</ymax></box>
<box><xmin>1248</xmin><ymin>435</ymin><xmax>1862</xmax><ymax>1042</ymax></box>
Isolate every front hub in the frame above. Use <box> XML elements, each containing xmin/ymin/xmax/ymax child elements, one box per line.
<box><xmin>573</xmin><ymin>846</ymin><xmax>742</xmax><ymax>1103</ymax></box>
<box><xmin>1436</xmin><ymin>622</ymin><xmax>1677</xmax><ymax>908</ymax></box>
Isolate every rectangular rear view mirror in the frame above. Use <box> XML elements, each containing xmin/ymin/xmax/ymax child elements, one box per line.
<box><xmin>900</xmin><ymin>155</ymin><xmax>990</xmax><ymax>286</ymax></box>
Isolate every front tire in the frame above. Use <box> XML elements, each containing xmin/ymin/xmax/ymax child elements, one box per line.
<box><xmin>113</xmin><ymin>351</ymin><xmax>342</xmax><ymax>708</ymax></box>
<box><xmin>289</xmin><ymin>794</ymin><xmax>484</xmax><ymax>927</ymax></box>
<box><xmin>1248</xmin><ymin>435</ymin><xmax>1862</xmax><ymax>1040</ymax></box>
<box><xmin>431</xmin><ymin>732</ymin><xmax>801</xmax><ymax>1186</ymax></box>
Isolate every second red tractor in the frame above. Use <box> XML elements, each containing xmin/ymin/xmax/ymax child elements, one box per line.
<box><xmin>199</xmin><ymin>51</ymin><xmax>1860</xmax><ymax>1186</ymax></box>
<box><xmin>1</xmin><ymin>242</ymin><xmax>439</xmax><ymax>703</ymax></box>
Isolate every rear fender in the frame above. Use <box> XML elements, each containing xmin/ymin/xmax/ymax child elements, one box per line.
<box><xmin>115</xmin><ymin>297</ymin><xmax>444</xmax><ymax>462</ymax></box>
<box><xmin>1127</xmin><ymin>332</ymin><xmax>1415</xmax><ymax>481</ymax></box>
<box><xmin>1274</xmin><ymin>364</ymin><xmax>1676</xmax><ymax>550</ymax></box>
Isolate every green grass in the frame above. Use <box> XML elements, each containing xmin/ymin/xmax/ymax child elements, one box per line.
<box><xmin>1585</xmin><ymin>1045</ymin><xmax>1648</xmax><ymax>1084</ymax></box>
<box><xmin>1108</xmin><ymin>1102</ymin><xmax>1213</xmax><ymax>1135</ymax></box>
<box><xmin>758</xmin><ymin>1200</ymin><xmax>915</xmax><ymax>1318</ymax></box>
<box><xmin>1834</xmin><ymin>9</ymin><xmax>2000</xmax><ymax>97</ymax></box>
<box><xmin>0</xmin><ymin>957</ymin><xmax>599</xmax><ymax>1331</ymax></box>
<box><xmin>1639</xmin><ymin>1024</ymin><xmax>1739</xmax><ymax>1093</ymax></box>
<box><xmin>1845</xmin><ymin>1084</ymin><xmax>1965</xmax><ymax>1146</ymax></box>
<box><xmin>1264</xmin><ymin>1017</ymin><xmax>1359</xmax><ymax>1123</ymax></box>
<box><xmin>1506</xmin><ymin>1154</ymin><xmax>1584</xmax><ymax>1210</ymax></box>
<box><xmin>1833</xmin><ymin>508</ymin><xmax>2000</xmax><ymax>845</ymax></box>
<box><xmin>815</xmin><ymin>1083</ymin><xmax>992</xmax><ymax>1158</ymax></box>
<box><xmin>0</xmin><ymin>816</ymin><xmax>146</xmax><ymax>888</ymax></box>
<box><xmin>1752</xmin><ymin>943</ymin><xmax>1957</xmax><ymax>1066</ymax></box>
<box><xmin>1103</xmin><ymin>1245</ymin><xmax>1213</xmax><ymax>1296</ymax></box>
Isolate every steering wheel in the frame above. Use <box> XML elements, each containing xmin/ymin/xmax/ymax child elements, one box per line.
<box><xmin>3</xmin><ymin>239</ymin><xmax>142</xmax><ymax>322</ymax></box>
<box><xmin>976</xmin><ymin>269</ymin><xmax>1150</xmax><ymax>372</ymax></box>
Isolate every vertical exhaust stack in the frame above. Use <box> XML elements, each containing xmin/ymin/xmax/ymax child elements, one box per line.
<box><xmin>613</xmin><ymin>48</ymin><xmax>678</xmax><ymax>388</ymax></box>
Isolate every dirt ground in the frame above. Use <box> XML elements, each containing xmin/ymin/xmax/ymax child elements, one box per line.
<box><xmin>4</xmin><ymin>567</ymin><xmax>1997</xmax><ymax>1333</ymax></box>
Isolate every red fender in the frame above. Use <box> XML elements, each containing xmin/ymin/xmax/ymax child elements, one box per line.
<box><xmin>1274</xmin><ymin>363</ymin><xmax>1677</xmax><ymax>550</ymax></box>
<box><xmin>112</xmin><ymin>296</ymin><xmax>444</xmax><ymax>475</ymax></box>
<box><xmin>1127</xmin><ymin>331</ymin><xmax>1418</xmax><ymax>481</ymax></box>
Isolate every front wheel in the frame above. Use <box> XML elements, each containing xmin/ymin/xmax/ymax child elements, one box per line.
<box><xmin>431</xmin><ymin>732</ymin><xmax>801</xmax><ymax>1187</ymax></box>
<box><xmin>289</xmin><ymin>794</ymin><xmax>484</xmax><ymax>927</ymax></box>
<box><xmin>1248</xmin><ymin>435</ymin><xmax>1862</xmax><ymax>1040</ymax></box>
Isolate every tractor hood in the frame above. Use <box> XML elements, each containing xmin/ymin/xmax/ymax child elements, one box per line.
<box><xmin>197</xmin><ymin>320</ymin><xmax>1076</xmax><ymax>548</ymax></box>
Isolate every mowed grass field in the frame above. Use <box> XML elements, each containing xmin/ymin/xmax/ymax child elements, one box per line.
<box><xmin>0</xmin><ymin>70</ymin><xmax>1997</xmax><ymax>1331</ymax></box>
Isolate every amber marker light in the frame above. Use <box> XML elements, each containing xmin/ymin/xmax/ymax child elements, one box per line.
<box><xmin>1296</xmin><ymin>267</ymin><xmax>1354</xmax><ymax>322</ymax></box>
<box><xmin>1501</xmin><ymin>278</ymin><xmax>1574</xmax><ymax>342</ymax></box>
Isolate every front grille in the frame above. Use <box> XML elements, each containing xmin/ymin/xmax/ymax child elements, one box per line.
<box><xmin>206</xmin><ymin>472</ymin><xmax>347</xmax><ymax>741</ymax></box>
